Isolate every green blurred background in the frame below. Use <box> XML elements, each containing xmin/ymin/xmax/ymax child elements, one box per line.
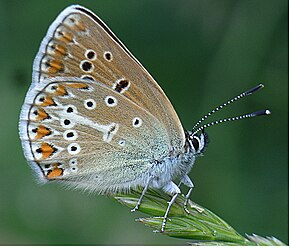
<box><xmin>0</xmin><ymin>0</ymin><xmax>288</xmax><ymax>245</ymax></box>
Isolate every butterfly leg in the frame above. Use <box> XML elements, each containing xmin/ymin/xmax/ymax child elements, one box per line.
<box><xmin>161</xmin><ymin>181</ymin><xmax>181</xmax><ymax>232</ymax></box>
<box><xmin>180</xmin><ymin>174</ymin><xmax>194</xmax><ymax>214</ymax></box>
<box><xmin>131</xmin><ymin>175</ymin><xmax>154</xmax><ymax>212</ymax></box>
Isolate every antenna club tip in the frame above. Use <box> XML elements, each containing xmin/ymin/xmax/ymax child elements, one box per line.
<box><xmin>246</xmin><ymin>84</ymin><xmax>265</xmax><ymax>95</ymax></box>
<box><xmin>253</xmin><ymin>109</ymin><xmax>271</xmax><ymax>116</ymax></box>
<box><xmin>258</xmin><ymin>83</ymin><xmax>265</xmax><ymax>88</ymax></box>
<box><xmin>265</xmin><ymin>109</ymin><xmax>271</xmax><ymax>115</ymax></box>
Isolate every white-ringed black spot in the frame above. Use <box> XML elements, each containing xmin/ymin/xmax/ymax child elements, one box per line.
<box><xmin>67</xmin><ymin>132</ymin><xmax>74</xmax><ymax>137</ymax></box>
<box><xmin>61</xmin><ymin>118</ymin><xmax>75</xmax><ymax>128</ymax></box>
<box><xmin>132</xmin><ymin>117</ymin><xmax>142</xmax><ymax>128</ymax></box>
<box><xmin>87</xmin><ymin>102</ymin><xmax>93</xmax><ymax>107</ymax></box>
<box><xmin>64</xmin><ymin>119</ymin><xmax>70</xmax><ymax>125</ymax></box>
<box><xmin>63</xmin><ymin>130</ymin><xmax>78</xmax><ymax>141</ymax></box>
<box><xmin>85</xmin><ymin>49</ymin><xmax>97</xmax><ymax>60</ymax></box>
<box><xmin>67</xmin><ymin>107</ymin><xmax>73</xmax><ymax>113</ymax></box>
<box><xmin>69</xmin><ymin>158</ymin><xmax>78</xmax><ymax>167</ymax></box>
<box><xmin>104</xmin><ymin>51</ymin><xmax>112</xmax><ymax>61</ymax></box>
<box><xmin>67</xmin><ymin>143</ymin><xmax>81</xmax><ymax>155</ymax></box>
<box><xmin>113</xmin><ymin>79</ymin><xmax>130</xmax><ymax>93</ymax></box>
<box><xmin>80</xmin><ymin>60</ymin><xmax>94</xmax><ymax>72</ymax></box>
<box><xmin>104</xmin><ymin>96</ymin><xmax>117</xmax><ymax>107</ymax></box>
<box><xmin>84</xmin><ymin>99</ymin><xmax>96</xmax><ymax>110</ymax></box>
<box><xmin>65</xmin><ymin>105</ymin><xmax>77</xmax><ymax>114</ymax></box>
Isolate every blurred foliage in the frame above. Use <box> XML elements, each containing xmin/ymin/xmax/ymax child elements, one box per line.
<box><xmin>0</xmin><ymin>0</ymin><xmax>288</xmax><ymax>245</ymax></box>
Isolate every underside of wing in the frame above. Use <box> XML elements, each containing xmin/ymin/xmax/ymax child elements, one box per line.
<box><xmin>20</xmin><ymin>77</ymin><xmax>171</xmax><ymax>192</ymax></box>
<box><xmin>33</xmin><ymin>5</ymin><xmax>185</xmax><ymax>151</ymax></box>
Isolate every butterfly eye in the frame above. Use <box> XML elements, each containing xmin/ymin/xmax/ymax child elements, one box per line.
<box><xmin>192</xmin><ymin>136</ymin><xmax>200</xmax><ymax>151</ymax></box>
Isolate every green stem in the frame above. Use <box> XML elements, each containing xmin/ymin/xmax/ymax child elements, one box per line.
<box><xmin>114</xmin><ymin>189</ymin><xmax>286</xmax><ymax>246</ymax></box>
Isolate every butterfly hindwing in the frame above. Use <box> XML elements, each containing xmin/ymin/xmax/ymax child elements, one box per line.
<box><xmin>20</xmin><ymin>77</ymin><xmax>174</xmax><ymax>192</ymax></box>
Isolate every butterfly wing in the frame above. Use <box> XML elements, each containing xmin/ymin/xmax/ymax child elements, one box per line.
<box><xmin>20</xmin><ymin>77</ymin><xmax>173</xmax><ymax>193</ymax></box>
<box><xmin>32</xmin><ymin>5</ymin><xmax>185</xmax><ymax>150</ymax></box>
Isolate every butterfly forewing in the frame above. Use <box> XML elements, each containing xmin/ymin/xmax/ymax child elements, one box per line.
<box><xmin>20</xmin><ymin>77</ymin><xmax>172</xmax><ymax>192</ymax></box>
<box><xmin>33</xmin><ymin>5</ymin><xmax>185</xmax><ymax>151</ymax></box>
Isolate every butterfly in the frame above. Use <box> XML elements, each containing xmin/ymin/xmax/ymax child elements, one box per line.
<box><xmin>19</xmin><ymin>5</ymin><xmax>270</xmax><ymax>232</ymax></box>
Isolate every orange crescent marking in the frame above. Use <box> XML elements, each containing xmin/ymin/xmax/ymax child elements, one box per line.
<box><xmin>55</xmin><ymin>84</ymin><xmax>68</xmax><ymax>96</ymax></box>
<box><xmin>47</xmin><ymin>167</ymin><xmax>63</xmax><ymax>179</ymax></box>
<box><xmin>47</xmin><ymin>59</ymin><xmax>64</xmax><ymax>74</ymax></box>
<box><xmin>34</xmin><ymin>125</ymin><xmax>51</xmax><ymax>139</ymax></box>
<box><xmin>40</xmin><ymin>96</ymin><xmax>56</xmax><ymax>107</ymax></box>
<box><xmin>59</xmin><ymin>32</ymin><xmax>74</xmax><ymax>43</ymax></box>
<box><xmin>66</xmin><ymin>83</ymin><xmax>88</xmax><ymax>89</ymax></box>
<box><xmin>36</xmin><ymin>108</ymin><xmax>50</xmax><ymax>121</ymax></box>
<box><xmin>54</xmin><ymin>44</ymin><xmax>67</xmax><ymax>57</ymax></box>
<box><xmin>47</xmin><ymin>163</ymin><xmax>63</xmax><ymax>179</ymax></box>
<box><xmin>40</xmin><ymin>142</ymin><xmax>57</xmax><ymax>159</ymax></box>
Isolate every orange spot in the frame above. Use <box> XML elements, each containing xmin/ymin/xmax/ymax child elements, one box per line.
<box><xmin>38</xmin><ymin>142</ymin><xmax>57</xmax><ymax>159</ymax></box>
<box><xmin>58</xmin><ymin>31</ymin><xmax>74</xmax><ymax>43</ymax></box>
<box><xmin>36</xmin><ymin>108</ymin><xmax>50</xmax><ymax>121</ymax></box>
<box><xmin>47</xmin><ymin>167</ymin><xmax>63</xmax><ymax>179</ymax></box>
<box><xmin>73</xmin><ymin>21</ymin><xmax>86</xmax><ymax>32</ymax></box>
<box><xmin>47</xmin><ymin>59</ymin><xmax>65</xmax><ymax>74</ymax></box>
<box><xmin>54</xmin><ymin>44</ymin><xmax>67</xmax><ymax>57</ymax></box>
<box><xmin>34</xmin><ymin>125</ymin><xmax>51</xmax><ymax>139</ymax></box>
<box><xmin>66</xmin><ymin>83</ymin><xmax>88</xmax><ymax>89</ymax></box>
<box><xmin>39</xmin><ymin>96</ymin><xmax>56</xmax><ymax>107</ymax></box>
<box><xmin>55</xmin><ymin>84</ymin><xmax>68</xmax><ymax>96</ymax></box>
<box><xmin>47</xmin><ymin>163</ymin><xmax>63</xmax><ymax>179</ymax></box>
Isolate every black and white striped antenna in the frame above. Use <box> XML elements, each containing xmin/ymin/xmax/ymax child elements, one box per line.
<box><xmin>191</xmin><ymin>84</ymin><xmax>271</xmax><ymax>135</ymax></box>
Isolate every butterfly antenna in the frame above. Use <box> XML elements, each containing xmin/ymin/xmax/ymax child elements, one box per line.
<box><xmin>191</xmin><ymin>84</ymin><xmax>265</xmax><ymax>132</ymax></box>
<box><xmin>192</xmin><ymin>109</ymin><xmax>271</xmax><ymax>135</ymax></box>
